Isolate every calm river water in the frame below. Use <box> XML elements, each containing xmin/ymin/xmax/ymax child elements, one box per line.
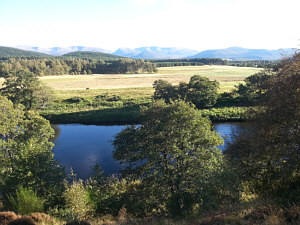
<box><xmin>51</xmin><ymin>123</ymin><xmax>245</xmax><ymax>179</ymax></box>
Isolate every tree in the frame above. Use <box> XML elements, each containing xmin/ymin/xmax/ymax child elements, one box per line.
<box><xmin>225</xmin><ymin>52</ymin><xmax>300</xmax><ymax>199</ymax></box>
<box><xmin>235</xmin><ymin>70</ymin><xmax>272</xmax><ymax>105</ymax></box>
<box><xmin>0</xmin><ymin>70</ymin><xmax>46</xmax><ymax>109</ymax></box>
<box><xmin>153</xmin><ymin>79</ymin><xmax>178</xmax><ymax>103</ymax></box>
<box><xmin>113</xmin><ymin>100</ymin><xmax>224</xmax><ymax>216</ymax></box>
<box><xmin>153</xmin><ymin>76</ymin><xmax>219</xmax><ymax>109</ymax></box>
<box><xmin>0</xmin><ymin>95</ymin><xmax>65</xmax><ymax>207</ymax></box>
<box><xmin>185</xmin><ymin>75</ymin><xmax>219</xmax><ymax>109</ymax></box>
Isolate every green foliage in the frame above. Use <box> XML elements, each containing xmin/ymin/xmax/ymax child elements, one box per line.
<box><xmin>226</xmin><ymin>52</ymin><xmax>300</xmax><ymax>199</ymax></box>
<box><xmin>0</xmin><ymin>58</ymin><xmax>157</xmax><ymax>76</ymax></box>
<box><xmin>0</xmin><ymin>70</ymin><xmax>53</xmax><ymax>109</ymax></box>
<box><xmin>153</xmin><ymin>75</ymin><xmax>219</xmax><ymax>109</ymax></box>
<box><xmin>0</xmin><ymin>46</ymin><xmax>51</xmax><ymax>59</ymax></box>
<box><xmin>184</xmin><ymin>75</ymin><xmax>219</xmax><ymax>108</ymax></box>
<box><xmin>151</xmin><ymin>58</ymin><xmax>227</xmax><ymax>67</ymax></box>
<box><xmin>0</xmin><ymin>96</ymin><xmax>65</xmax><ymax>207</ymax></box>
<box><xmin>235</xmin><ymin>70</ymin><xmax>272</xmax><ymax>105</ymax></box>
<box><xmin>7</xmin><ymin>186</ymin><xmax>45</xmax><ymax>215</ymax></box>
<box><xmin>63</xmin><ymin>173</ymin><xmax>95</xmax><ymax>221</ymax></box>
<box><xmin>113</xmin><ymin>100</ymin><xmax>226</xmax><ymax>217</ymax></box>
<box><xmin>62</xmin><ymin>51</ymin><xmax>123</xmax><ymax>60</ymax></box>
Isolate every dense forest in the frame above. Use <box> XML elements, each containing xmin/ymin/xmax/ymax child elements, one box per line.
<box><xmin>61</xmin><ymin>51</ymin><xmax>124</xmax><ymax>60</ymax></box>
<box><xmin>0</xmin><ymin>58</ymin><xmax>157</xmax><ymax>76</ymax></box>
<box><xmin>0</xmin><ymin>46</ymin><xmax>51</xmax><ymax>59</ymax></box>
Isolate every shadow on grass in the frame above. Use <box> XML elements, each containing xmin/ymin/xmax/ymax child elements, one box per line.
<box><xmin>42</xmin><ymin>105</ymin><xmax>141</xmax><ymax>125</ymax></box>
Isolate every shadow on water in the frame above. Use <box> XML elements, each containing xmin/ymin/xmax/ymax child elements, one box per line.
<box><xmin>51</xmin><ymin>122</ymin><xmax>247</xmax><ymax>179</ymax></box>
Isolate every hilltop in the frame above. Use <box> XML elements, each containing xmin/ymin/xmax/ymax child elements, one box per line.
<box><xmin>61</xmin><ymin>51</ymin><xmax>124</xmax><ymax>60</ymax></box>
<box><xmin>0</xmin><ymin>46</ymin><xmax>52</xmax><ymax>58</ymax></box>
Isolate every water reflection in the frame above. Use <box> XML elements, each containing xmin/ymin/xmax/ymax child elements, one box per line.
<box><xmin>52</xmin><ymin>123</ymin><xmax>246</xmax><ymax>179</ymax></box>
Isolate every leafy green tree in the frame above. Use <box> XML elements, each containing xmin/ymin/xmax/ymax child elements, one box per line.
<box><xmin>0</xmin><ymin>95</ymin><xmax>65</xmax><ymax>207</ymax></box>
<box><xmin>113</xmin><ymin>100</ymin><xmax>224</xmax><ymax>216</ymax></box>
<box><xmin>0</xmin><ymin>70</ymin><xmax>44</xmax><ymax>109</ymax></box>
<box><xmin>153</xmin><ymin>79</ymin><xmax>179</xmax><ymax>103</ymax></box>
<box><xmin>235</xmin><ymin>70</ymin><xmax>272</xmax><ymax>105</ymax></box>
<box><xmin>153</xmin><ymin>76</ymin><xmax>219</xmax><ymax>109</ymax></box>
<box><xmin>185</xmin><ymin>75</ymin><xmax>219</xmax><ymax>109</ymax></box>
<box><xmin>226</xmin><ymin>53</ymin><xmax>300</xmax><ymax>199</ymax></box>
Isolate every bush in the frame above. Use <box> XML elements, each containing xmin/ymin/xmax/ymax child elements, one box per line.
<box><xmin>7</xmin><ymin>187</ymin><xmax>44</xmax><ymax>215</ymax></box>
<box><xmin>0</xmin><ymin>212</ymin><xmax>19</xmax><ymax>225</ymax></box>
<box><xmin>65</xmin><ymin>220</ymin><xmax>91</xmax><ymax>225</ymax></box>
<box><xmin>7</xmin><ymin>217</ymin><xmax>36</xmax><ymax>225</ymax></box>
<box><xmin>28</xmin><ymin>213</ymin><xmax>55</xmax><ymax>224</ymax></box>
<box><xmin>63</xmin><ymin>178</ymin><xmax>95</xmax><ymax>220</ymax></box>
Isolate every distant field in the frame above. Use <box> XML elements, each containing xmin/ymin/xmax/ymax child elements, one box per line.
<box><xmin>40</xmin><ymin>65</ymin><xmax>261</xmax><ymax>92</ymax></box>
<box><xmin>0</xmin><ymin>66</ymin><xmax>262</xmax><ymax>96</ymax></box>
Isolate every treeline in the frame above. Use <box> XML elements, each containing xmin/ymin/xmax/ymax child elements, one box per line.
<box><xmin>150</xmin><ymin>58</ymin><xmax>227</xmax><ymax>67</ymax></box>
<box><xmin>0</xmin><ymin>58</ymin><xmax>157</xmax><ymax>76</ymax></box>
<box><xmin>0</xmin><ymin>46</ymin><xmax>51</xmax><ymax>59</ymax></box>
<box><xmin>61</xmin><ymin>51</ymin><xmax>124</xmax><ymax>60</ymax></box>
<box><xmin>228</xmin><ymin>59</ymin><xmax>277</xmax><ymax>68</ymax></box>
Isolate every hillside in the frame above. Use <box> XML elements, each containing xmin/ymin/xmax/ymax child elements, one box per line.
<box><xmin>15</xmin><ymin>45</ymin><xmax>112</xmax><ymax>56</ymax></box>
<box><xmin>189</xmin><ymin>46</ymin><xmax>295</xmax><ymax>60</ymax></box>
<box><xmin>61</xmin><ymin>51</ymin><xmax>125</xmax><ymax>60</ymax></box>
<box><xmin>0</xmin><ymin>46</ymin><xmax>52</xmax><ymax>58</ymax></box>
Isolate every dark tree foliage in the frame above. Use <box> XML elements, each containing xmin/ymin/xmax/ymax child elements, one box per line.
<box><xmin>150</xmin><ymin>58</ymin><xmax>227</xmax><ymax>67</ymax></box>
<box><xmin>153</xmin><ymin>75</ymin><xmax>219</xmax><ymax>109</ymax></box>
<box><xmin>0</xmin><ymin>58</ymin><xmax>157</xmax><ymax>76</ymax></box>
<box><xmin>0</xmin><ymin>46</ymin><xmax>51</xmax><ymax>59</ymax></box>
<box><xmin>225</xmin><ymin>52</ymin><xmax>300</xmax><ymax>200</ymax></box>
<box><xmin>235</xmin><ymin>70</ymin><xmax>273</xmax><ymax>105</ymax></box>
<box><xmin>0</xmin><ymin>96</ymin><xmax>65</xmax><ymax>207</ymax></box>
<box><xmin>113</xmin><ymin>101</ymin><xmax>225</xmax><ymax>216</ymax></box>
<box><xmin>0</xmin><ymin>70</ymin><xmax>52</xmax><ymax>110</ymax></box>
<box><xmin>62</xmin><ymin>51</ymin><xmax>123</xmax><ymax>60</ymax></box>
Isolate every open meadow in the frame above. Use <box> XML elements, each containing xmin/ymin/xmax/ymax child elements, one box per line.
<box><xmin>0</xmin><ymin>65</ymin><xmax>261</xmax><ymax>124</ymax></box>
<box><xmin>38</xmin><ymin>65</ymin><xmax>261</xmax><ymax>93</ymax></box>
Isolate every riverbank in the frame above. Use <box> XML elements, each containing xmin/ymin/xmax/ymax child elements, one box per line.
<box><xmin>41</xmin><ymin>104</ymin><xmax>248</xmax><ymax>125</ymax></box>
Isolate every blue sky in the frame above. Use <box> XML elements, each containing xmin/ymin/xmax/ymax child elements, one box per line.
<box><xmin>0</xmin><ymin>0</ymin><xmax>299</xmax><ymax>51</ymax></box>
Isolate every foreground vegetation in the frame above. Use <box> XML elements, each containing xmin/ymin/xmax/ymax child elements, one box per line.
<box><xmin>0</xmin><ymin>53</ymin><xmax>299</xmax><ymax>224</ymax></box>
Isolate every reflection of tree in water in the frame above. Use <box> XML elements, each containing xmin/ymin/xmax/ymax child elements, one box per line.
<box><xmin>50</xmin><ymin>124</ymin><xmax>61</xmax><ymax>142</ymax></box>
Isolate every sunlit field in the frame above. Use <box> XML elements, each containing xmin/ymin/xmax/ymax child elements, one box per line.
<box><xmin>0</xmin><ymin>65</ymin><xmax>260</xmax><ymax>99</ymax></box>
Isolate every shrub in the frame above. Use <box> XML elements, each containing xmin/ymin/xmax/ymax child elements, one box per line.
<box><xmin>28</xmin><ymin>213</ymin><xmax>54</xmax><ymax>224</ymax></box>
<box><xmin>65</xmin><ymin>220</ymin><xmax>91</xmax><ymax>225</ymax></box>
<box><xmin>63</xmin><ymin>179</ymin><xmax>95</xmax><ymax>220</ymax></box>
<box><xmin>7</xmin><ymin>217</ymin><xmax>36</xmax><ymax>225</ymax></box>
<box><xmin>0</xmin><ymin>212</ymin><xmax>19</xmax><ymax>225</ymax></box>
<box><xmin>7</xmin><ymin>187</ymin><xmax>44</xmax><ymax>215</ymax></box>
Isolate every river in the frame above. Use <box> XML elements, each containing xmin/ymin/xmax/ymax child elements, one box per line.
<box><xmin>51</xmin><ymin>123</ymin><xmax>246</xmax><ymax>179</ymax></box>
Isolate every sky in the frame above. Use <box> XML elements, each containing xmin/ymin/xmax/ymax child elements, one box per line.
<box><xmin>0</xmin><ymin>0</ymin><xmax>299</xmax><ymax>51</ymax></box>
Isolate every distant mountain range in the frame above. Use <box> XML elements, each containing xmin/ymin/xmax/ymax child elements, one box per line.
<box><xmin>188</xmin><ymin>47</ymin><xmax>295</xmax><ymax>60</ymax></box>
<box><xmin>113</xmin><ymin>46</ymin><xmax>199</xmax><ymax>59</ymax></box>
<box><xmin>15</xmin><ymin>45</ymin><xmax>111</xmax><ymax>56</ymax></box>
<box><xmin>2</xmin><ymin>45</ymin><xmax>297</xmax><ymax>60</ymax></box>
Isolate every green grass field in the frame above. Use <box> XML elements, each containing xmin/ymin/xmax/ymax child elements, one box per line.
<box><xmin>37</xmin><ymin>65</ymin><xmax>261</xmax><ymax>97</ymax></box>
<box><xmin>1</xmin><ymin>65</ymin><xmax>261</xmax><ymax>124</ymax></box>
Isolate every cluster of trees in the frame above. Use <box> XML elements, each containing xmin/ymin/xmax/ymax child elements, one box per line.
<box><xmin>150</xmin><ymin>58</ymin><xmax>227</xmax><ymax>67</ymax></box>
<box><xmin>226</xmin><ymin>52</ymin><xmax>300</xmax><ymax>199</ymax></box>
<box><xmin>228</xmin><ymin>60</ymin><xmax>277</xmax><ymax>68</ymax></box>
<box><xmin>0</xmin><ymin>58</ymin><xmax>157</xmax><ymax>76</ymax></box>
<box><xmin>153</xmin><ymin>75</ymin><xmax>219</xmax><ymax>109</ymax></box>
<box><xmin>0</xmin><ymin>70</ymin><xmax>53</xmax><ymax>110</ymax></box>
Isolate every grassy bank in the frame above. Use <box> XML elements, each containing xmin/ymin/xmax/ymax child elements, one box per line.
<box><xmin>36</xmin><ymin>65</ymin><xmax>260</xmax><ymax>124</ymax></box>
<box><xmin>0</xmin><ymin>66</ymin><xmax>260</xmax><ymax>124</ymax></box>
